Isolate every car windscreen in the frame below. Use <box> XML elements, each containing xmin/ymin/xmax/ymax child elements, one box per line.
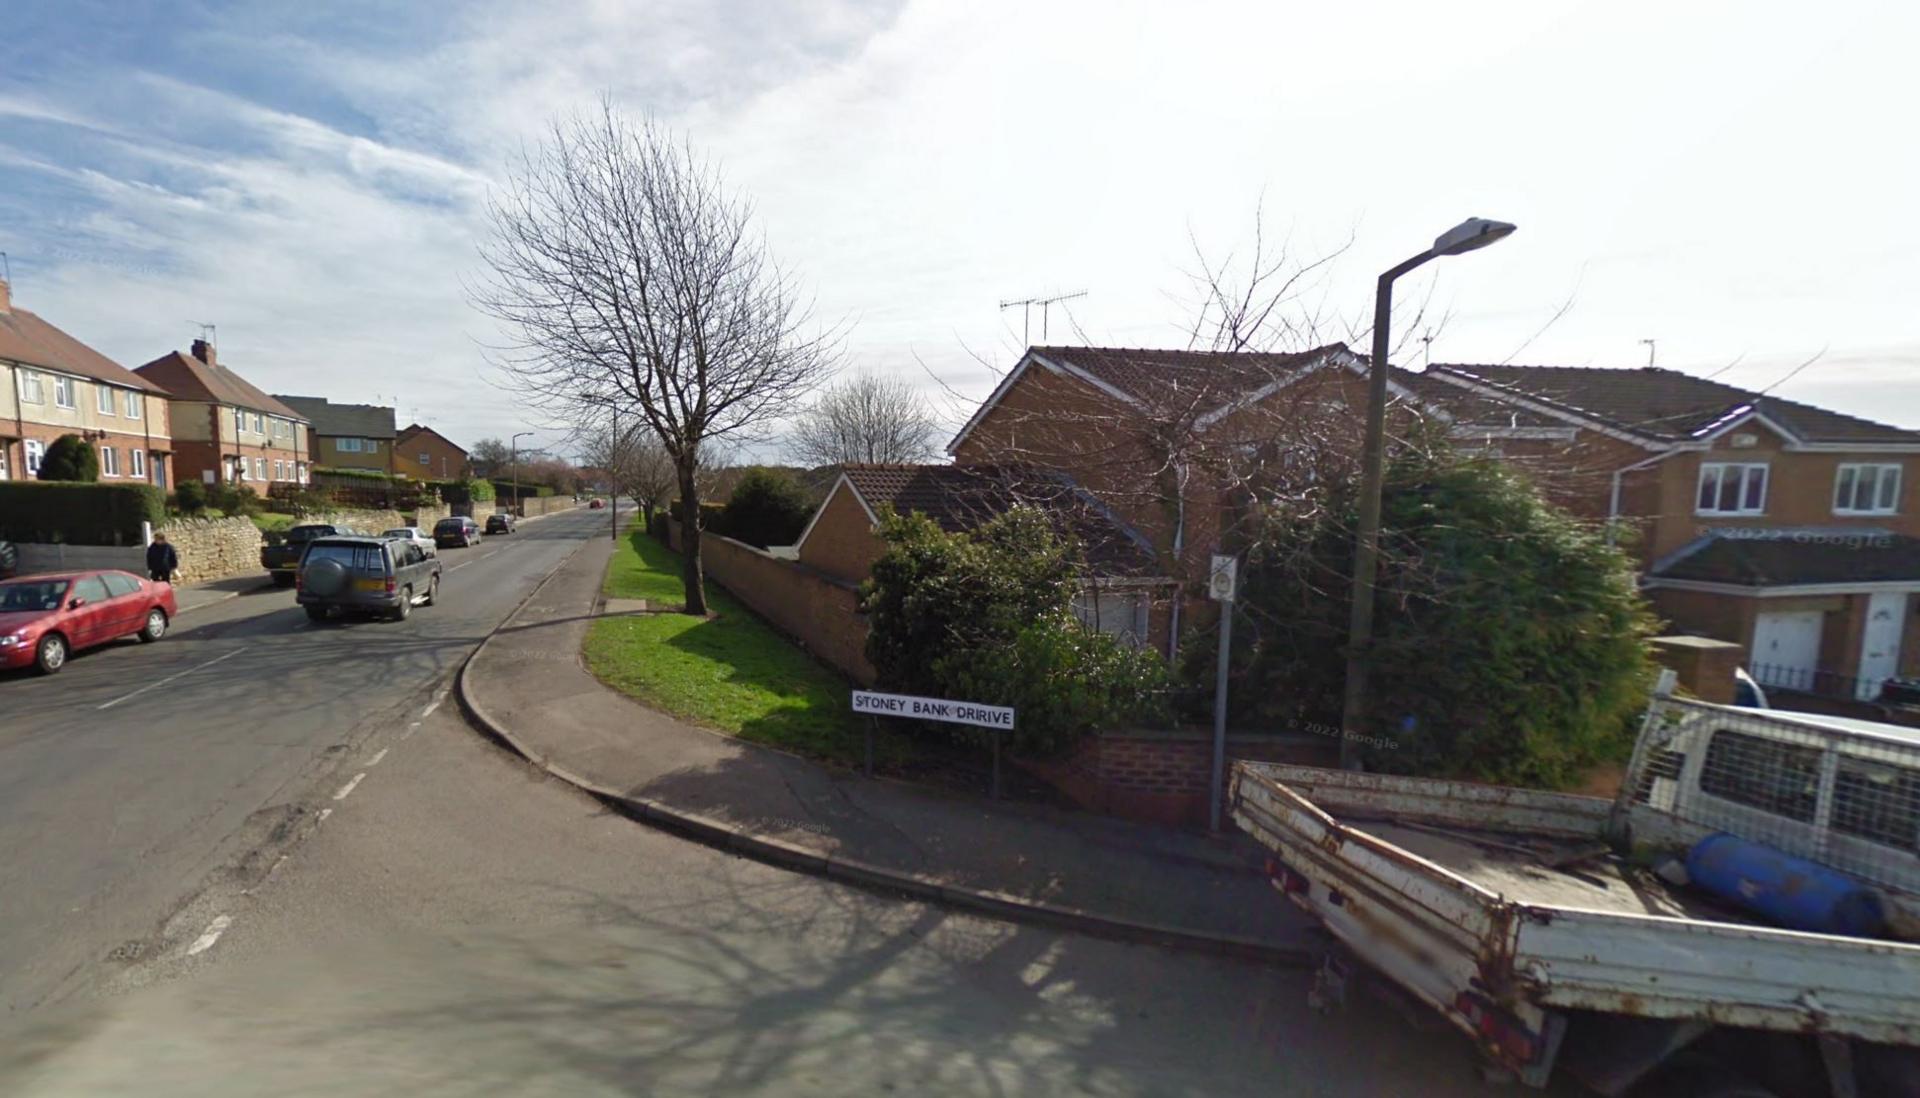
<box><xmin>288</xmin><ymin>526</ymin><xmax>334</xmax><ymax>542</ymax></box>
<box><xmin>381</xmin><ymin>529</ymin><xmax>412</xmax><ymax>539</ymax></box>
<box><xmin>302</xmin><ymin>543</ymin><xmax>388</xmax><ymax>574</ymax></box>
<box><xmin>434</xmin><ymin>519</ymin><xmax>466</xmax><ymax>532</ymax></box>
<box><xmin>0</xmin><ymin>580</ymin><xmax>69</xmax><ymax>612</ymax></box>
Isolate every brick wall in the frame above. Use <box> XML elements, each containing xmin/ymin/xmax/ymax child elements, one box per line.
<box><xmin>668</xmin><ymin>517</ymin><xmax>874</xmax><ymax>683</ymax></box>
<box><xmin>1019</xmin><ymin>729</ymin><xmax>1337</xmax><ymax>828</ymax></box>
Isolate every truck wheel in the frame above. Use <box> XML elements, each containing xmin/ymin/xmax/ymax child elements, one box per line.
<box><xmin>305</xmin><ymin>605</ymin><xmax>330</xmax><ymax>622</ymax></box>
<box><xmin>391</xmin><ymin>587</ymin><xmax>411</xmax><ymax>622</ymax></box>
<box><xmin>272</xmin><ymin>572</ymin><xmax>296</xmax><ymax>588</ymax></box>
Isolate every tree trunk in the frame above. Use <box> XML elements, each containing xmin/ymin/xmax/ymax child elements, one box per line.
<box><xmin>676</xmin><ymin>465</ymin><xmax>708</xmax><ymax>615</ymax></box>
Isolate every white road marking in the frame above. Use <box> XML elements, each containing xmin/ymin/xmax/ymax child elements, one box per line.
<box><xmin>366</xmin><ymin>748</ymin><xmax>388</xmax><ymax>766</ymax></box>
<box><xmin>317</xmin><ymin>808</ymin><xmax>332</xmax><ymax>823</ymax></box>
<box><xmin>332</xmin><ymin>773</ymin><xmax>366</xmax><ymax>801</ymax></box>
<box><xmin>421</xmin><ymin>698</ymin><xmax>442</xmax><ymax>718</ymax></box>
<box><xmin>450</xmin><ymin>561</ymin><xmax>473</xmax><ymax>572</ymax></box>
<box><xmin>401</xmin><ymin>721</ymin><xmax>421</xmax><ymax>740</ymax></box>
<box><xmin>185</xmin><ymin>915</ymin><xmax>232</xmax><ymax>956</ymax></box>
<box><xmin>97</xmin><ymin>649</ymin><xmax>244</xmax><ymax>710</ymax></box>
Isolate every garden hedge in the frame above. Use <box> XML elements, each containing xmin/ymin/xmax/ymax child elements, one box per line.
<box><xmin>0</xmin><ymin>481</ymin><xmax>167</xmax><ymax>545</ymax></box>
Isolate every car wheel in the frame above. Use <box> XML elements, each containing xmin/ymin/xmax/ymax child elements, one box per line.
<box><xmin>423</xmin><ymin>575</ymin><xmax>439</xmax><ymax>606</ymax></box>
<box><xmin>138</xmin><ymin>608</ymin><xmax>168</xmax><ymax>643</ymax></box>
<box><xmin>272</xmin><ymin>572</ymin><xmax>296</xmax><ymax>588</ymax></box>
<box><xmin>305</xmin><ymin>604</ymin><xmax>330</xmax><ymax>622</ymax></box>
<box><xmin>392</xmin><ymin>587</ymin><xmax>412</xmax><ymax>622</ymax></box>
<box><xmin>34</xmin><ymin>633</ymin><xmax>68</xmax><ymax>675</ymax></box>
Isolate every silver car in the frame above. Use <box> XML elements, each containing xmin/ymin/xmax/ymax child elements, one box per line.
<box><xmin>381</xmin><ymin>526</ymin><xmax>437</xmax><ymax>558</ymax></box>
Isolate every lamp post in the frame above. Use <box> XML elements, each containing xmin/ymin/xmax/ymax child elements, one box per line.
<box><xmin>1339</xmin><ymin>217</ymin><xmax>1516</xmax><ymax>770</ymax></box>
<box><xmin>510</xmin><ymin>431</ymin><xmax>533</xmax><ymax>518</ymax></box>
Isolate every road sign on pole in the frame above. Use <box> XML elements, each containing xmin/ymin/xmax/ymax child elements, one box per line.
<box><xmin>853</xmin><ymin>690</ymin><xmax>1016</xmax><ymax>798</ymax></box>
<box><xmin>1209</xmin><ymin>554</ymin><xmax>1238</xmax><ymax>603</ymax></box>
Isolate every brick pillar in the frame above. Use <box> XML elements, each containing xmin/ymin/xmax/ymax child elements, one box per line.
<box><xmin>1651</xmin><ymin>635</ymin><xmax>1746</xmax><ymax>704</ymax></box>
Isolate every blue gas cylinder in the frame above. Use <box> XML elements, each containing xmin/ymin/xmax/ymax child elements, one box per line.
<box><xmin>1685</xmin><ymin>833</ymin><xmax>1887</xmax><ymax>938</ymax></box>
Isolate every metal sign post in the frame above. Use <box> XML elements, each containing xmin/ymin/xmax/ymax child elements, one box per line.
<box><xmin>1208</xmin><ymin>554</ymin><xmax>1238</xmax><ymax>834</ymax></box>
<box><xmin>852</xmin><ymin>690</ymin><xmax>1016</xmax><ymax>799</ymax></box>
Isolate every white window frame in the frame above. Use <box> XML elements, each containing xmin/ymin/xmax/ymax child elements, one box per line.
<box><xmin>18</xmin><ymin>370</ymin><xmax>44</xmax><ymax>404</ymax></box>
<box><xmin>97</xmin><ymin>384</ymin><xmax>116</xmax><ymax>415</ymax></box>
<box><xmin>0</xmin><ymin>446</ymin><xmax>9</xmax><ymax>480</ymax></box>
<box><xmin>338</xmin><ymin>437</ymin><xmax>363</xmax><ymax>453</ymax></box>
<box><xmin>125</xmin><ymin>390</ymin><xmax>142</xmax><ymax>419</ymax></box>
<box><xmin>251</xmin><ymin>412</ymin><xmax>263</xmax><ymax>433</ymax></box>
<box><xmin>99</xmin><ymin>444</ymin><xmax>119</xmax><ymax>477</ymax></box>
<box><xmin>1834</xmin><ymin>463</ymin><xmax>1902</xmax><ymax>516</ymax></box>
<box><xmin>131</xmin><ymin>448</ymin><xmax>146</xmax><ymax>479</ymax></box>
<box><xmin>296</xmin><ymin>462</ymin><xmax>308</xmax><ymax>483</ymax></box>
<box><xmin>24</xmin><ymin>439</ymin><xmax>44</xmax><ymax>476</ymax></box>
<box><xmin>254</xmin><ymin>456</ymin><xmax>267</xmax><ymax>480</ymax></box>
<box><xmin>1697</xmin><ymin>462</ymin><xmax>1769</xmax><ymax>516</ymax></box>
<box><xmin>419</xmin><ymin>451</ymin><xmax>431</xmax><ymax>466</ymax></box>
<box><xmin>53</xmin><ymin>375</ymin><xmax>75</xmax><ymax>409</ymax></box>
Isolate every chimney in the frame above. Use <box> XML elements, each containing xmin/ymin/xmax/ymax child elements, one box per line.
<box><xmin>191</xmin><ymin>338</ymin><xmax>217</xmax><ymax>368</ymax></box>
<box><xmin>0</xmin><ymin>277</ymin><xmax>11</xmax><ymax>315</ymax></box>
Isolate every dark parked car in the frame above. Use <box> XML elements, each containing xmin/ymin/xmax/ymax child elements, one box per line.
<box><xmin>0</xmin><ymin>570</ymin><xmax>178</xmax><ymax>674</ymax></box>
<box><xmin>296</xmin><ymin>536</ymin><xmax>442</xmax><ymax>622</ymax></box>
<box><xmin>433</xmin><ymin>516</ymin><xmax>481</xmax><ymax>548</ymax></box>
<box><xmin>263</xmin><ymin>523</ymin><xmax>356</xmax><ymax>586</ymax></box>
<box><xmin>484</xmin><ymin>512</ymin><xmax>517</xmax><ymax>535</ymax></box>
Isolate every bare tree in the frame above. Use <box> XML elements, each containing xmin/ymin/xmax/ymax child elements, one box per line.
<box><xmin>788</xmin><ymin>374</ymin><xmax>941</xmax><ymax>468</ymax></box>
<box><xmin>470</xmin><ymin>437</ymin><xmax>512</xmax><ymax>469</ymax></box>
<box><xmin>580</xmin><ymin>415</ymin><xmax>675</xmax><ymax>526</ymax></box>
<box><xmin>473</xmin><ymin>99</ymin><xmax>837</xmax><ymax>613</ymax></box>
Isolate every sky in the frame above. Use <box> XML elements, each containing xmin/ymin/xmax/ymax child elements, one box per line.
<box><xmin>3</xmin><ymin>0</ymin><xmax>1918</xmax><ymax>461</ymax></box>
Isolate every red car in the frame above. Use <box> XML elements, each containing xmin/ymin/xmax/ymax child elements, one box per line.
<box><xmin>589</xmin><ymin>498</ymin><xmax>605</xmax><ymax>509</ymax></box>
<box><xmin>0</xmin><ymin>570</ymin><xmax>177</xmax><ymax>675</ymax></box>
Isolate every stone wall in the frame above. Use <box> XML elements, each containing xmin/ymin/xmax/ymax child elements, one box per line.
<box><xmin>411</xmin><ymin>501</ymin><xmax>452</xmax><ymax>526</ymax></box>
<box><xmin>516</xmin><ymin>495</ymin><xmax>577</xmax><ymax>518</ymax></box>
<box><xmin>1018</xmin><ymin>730</ymin><xmax>1337</xmax><ymax>829</ymax></box>
<box><xmin>298</xmin><ymin>508</ymin><xmax>407</xmax><ymax>533</ymax></box>
<box><xmin>154</xmin><ymin>516</ymin><xmax>266</xmax><ymax>583</ymax></box>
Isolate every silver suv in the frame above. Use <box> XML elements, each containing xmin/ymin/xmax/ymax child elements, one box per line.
<box><xmin>296</xmin><ymin>536</ymin><xmax>443</xmax><ymax>622</ymax></box>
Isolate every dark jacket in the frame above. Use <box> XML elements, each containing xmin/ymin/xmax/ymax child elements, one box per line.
<box><xmin>146</xmin><ymin>541</ymin><xmax>179</xmax><ymax>575</ymax></box>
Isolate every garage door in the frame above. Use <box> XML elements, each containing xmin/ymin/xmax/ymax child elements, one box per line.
<box><xmin>1751</xmin><ymin>610</ymin><xmax>1824</xmax><ymax>692</ymax></box>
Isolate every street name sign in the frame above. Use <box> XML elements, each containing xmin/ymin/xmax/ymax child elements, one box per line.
<box><xmin>852</xmin><ymin>690</ymin><xmax>1014</xmax><ymax>730</ymax></box>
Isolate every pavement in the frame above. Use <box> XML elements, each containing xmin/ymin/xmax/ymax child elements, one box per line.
<box><xmin>169</xmin><ymin>573</ymin><xmax>276</xmax><ymax>614</ymax></box>
<box><xmin>460</xmin><ymin>527</ymin><xmax>1324</xmax><ymax>961</ymax></box>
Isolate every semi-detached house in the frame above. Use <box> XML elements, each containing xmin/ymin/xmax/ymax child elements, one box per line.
<box><xmin>135</xmin><ymin>340</ymin><xmax>310</xmax><ymax>489</ymax></box>
<box><xmin>0</xmin><ymin>277</ymin><xmax>175</xmax><ymax>488</ymax></box>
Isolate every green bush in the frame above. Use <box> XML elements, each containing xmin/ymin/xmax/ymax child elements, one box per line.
<box><xmin>1223</xmin><ymin>448</ymin><xmax>1658</xmax><ymax>788</ymax></box>
<box><xmin>37</xmin><ymin>434</ymin><xmax>99</xmax><ymax>482</ymax></box>
<box><xmin>172</xmin><ymin>479</ymin><xmax>208</xmax><ymax>514</ymax></box>
<box><xmin>718</xmin><ymin>467</ymin><xmax>813</xmax><ymax>548</ymax></box>
<box><xmin>433</xmin><ymin>478</ymin><xmax>495</xmax><ymax>504</ymax></box>
<box><xmin>209</xmin><ymin>482</ymin><xmax>266</xmax><ymax>517</ymax></box>
<box><xmin>861</xmin><ymin>506</ymin><xmax>1165</xmax><ymax>756</ymax></box>
<box><xmin>0</xmin><ymin>481</ymin><xmax>166</xmax><ymax>545</ymax></box>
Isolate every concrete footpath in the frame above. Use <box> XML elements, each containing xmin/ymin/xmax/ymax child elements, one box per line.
<box><xmin>458</xmin><ymin>530</ymin><xmax>1322</xmax><ymax>963</ymax></box>
<box><xmin>171</xmin><ymin>573</ymin><xmax>275</xmax><ymax>614</ymax></box>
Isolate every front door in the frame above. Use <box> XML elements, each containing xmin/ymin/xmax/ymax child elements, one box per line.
<box><xmin>1752</xmin><ymin>609</ymin><xmax>1824</xmax><ymax>693</ymax></box>
<box><xmin>1857</xmin><ymin>592</ymin><xmax>1909</xmax><ymax>700</ymax></box>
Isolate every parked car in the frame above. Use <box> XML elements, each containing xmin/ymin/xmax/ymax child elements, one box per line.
<box><xmin>296</xmin><ymin>536</ymin><xmax>442</xmax><ymax>622</ymax></box>
<box><xmin>381</xmin><ymin>526</ymin><xmax>437</xmax><ymax>558</ymax></box>
<box><xmin>433</xmin><ymin>516</ymin><xmax>481</xmax><ymax>548</ymax></box>
<box><xmin>588</xmin><ymin>499</ymin><xmax>605</xmax><ymax>510</ymax></box>
<box><xmin>0</xmin><ymin>570</ymin><xmax>178</xmax><ymax>675</ymax></box>
<box><xmin>484</xmin><ymin>512</ymin><xmax>517</xmax><ymax>535</ymax></box>
<box><xmin>262</xmin><ymin>523</ymin><xmax>357</xmax><ymax>587</ymax></box>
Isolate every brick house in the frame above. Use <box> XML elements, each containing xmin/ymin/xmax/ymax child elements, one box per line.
<box><xmin>275</xmin><ymin>395</ymin><xmax>397</xmax><ymax>474</ymax></box>
<box><xmin>0</xmin><ymin>277</ymin><xmax>175</xmax><ymax>489</ymax></box>
<box><xmin>134</xmin><ymin>340</ymin><xmax>310</xmax><ymax>488</ymax></box>
<box><xmin>1412</xmin><ymin>364</ymin><xmax>1920</xmax><ymax>701</ymax></box>
<box><xmin>393</xmin><ymin>423</ymin><xmax>470</xmax><ymax>480</ymax></box>
<box><xmin>794</xmin><ymin>463</ymin><xmax>1173</xmax><ymax>647</ymax></box>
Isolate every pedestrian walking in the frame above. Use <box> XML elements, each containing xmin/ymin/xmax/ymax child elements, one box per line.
<box><xmin>146</xmin><ymin>533</ymin><xmax>179</xmax><ymax>584</ymax></box>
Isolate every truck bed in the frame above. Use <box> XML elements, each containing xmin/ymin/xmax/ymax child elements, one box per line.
<box><xmin>1232</xmin><ymin>762</ymin><xmax>1920</xmax><ymax>1052</ymax></box>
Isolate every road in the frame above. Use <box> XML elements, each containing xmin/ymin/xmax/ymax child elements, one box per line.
<box><xmin>0</xmin><ymin>506</ymin><xmax>612</xmax><ymax>1015</ymax></box>
<box><xmin>0</xmin><ymin>506</ymin><xmax>1545</xmax><ymax>1095</ymax></box>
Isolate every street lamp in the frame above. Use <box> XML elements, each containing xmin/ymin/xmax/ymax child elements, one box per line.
<box><xmin>510</xmin><ymin>431</ymin><xmax>534</xmax><ymax>518</ymax></box>
<box><xmin>1339</xmin><ymin>217</ymin><xmax>1516</xmax><ymax>770</ymax></box>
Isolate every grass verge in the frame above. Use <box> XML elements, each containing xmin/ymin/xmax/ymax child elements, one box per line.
<box><xmin>584</xmin><ymin>528</ymin><xmax>906</xmax><ymax>767</ymax></box>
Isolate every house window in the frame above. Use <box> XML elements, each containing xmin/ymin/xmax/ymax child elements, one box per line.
<box><xmin>338</xmin><ymin>437</ymin><xmax>363</xmax><ymax>453</ymax></box>
<box><xmin>53</xmin><ymin>375</ymin><xmax>75</xmax><ymax>409</ymax></box>
<box><xmin>254</xmin><ymin>457</ymin><xmax>267</xmax><ymax>480</ymax></box>
<box><xmin>296</xmin><ymin>462</ymin><xmax>307</xmax><ymax>483</ymax></box>
<box><xmin>419</xmin><ymin>451</ymin><xmax>430</xmax><ymax>466</ymax></box>
<box><xmin>125</xmin><ymin>391</ymin><xmax>142</xmax><ymax>419</ymax></box>
<box><xmin>0</xmin><ymin>447</ymin><xmax>8</xmax><ymax>480</ymax></box>
<box><xmin>1834</xmin><ymin>464</ymin><xmax>1901</xmax><ymax>515</ymax></box>
<box><xmin>18</xmin><ymin>370</ymin><xmax>44</xmax><ymax>404</ymax></box>
<box><xmin>1697</xmin><ymin>463</ymin><xmax>1769</xmax><ymax>515</ymax></box>
<box><xmin>131</xmin><ymin>448</ymin><xmax>146</xmax><ymax>479</ymax></box>
<box><xmin>97</xmin><ymin>384</ymin><xmax>116</xmax><ymax>415</ymax></box>
<box><xmin>24</xmin><ymin>439</ymin><xmax>44</xmax><ymax>476</ymax></box>
<box><xmin>99</xmin><ymin>445</ymin><xmax>119</xmax><ymax>477</ymax></box>
<box><xmin>252</xmin><ymin>412</ymin><xmax>264</xmax><ymax>433</ymax></box>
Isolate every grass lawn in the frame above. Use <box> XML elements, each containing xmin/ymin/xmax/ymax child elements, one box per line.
<box><xmin>584</xmin><ymin>528</ymin><xmax>903</xmax><ymax>767</ymax></box>
<box><xmin>249</xmin><ymin>513</ymin><xmax>297</xmax><ymax>534</ymax></box>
